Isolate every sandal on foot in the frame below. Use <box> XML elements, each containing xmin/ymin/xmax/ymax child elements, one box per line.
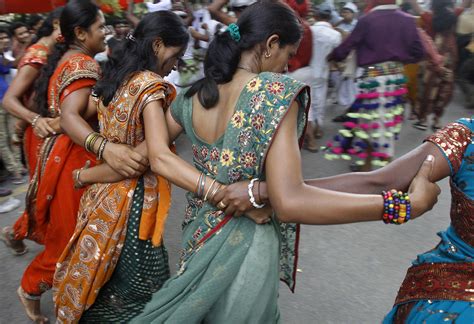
<box><xmin>17</xmin><ymin>287</ymin><xmax>49</xmax><ymax>324</ymax></box>
<box><xmin>413</xmin><ymin>121</ymin><xmax>428</xmax><ymax>131</ymax></box>
<box><xmin>0</xmin><ymin>227</ymin><xmax>28</xmax><ymax>255</ymax></box>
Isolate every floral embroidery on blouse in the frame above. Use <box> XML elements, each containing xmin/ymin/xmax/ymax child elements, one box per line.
<box><xmin>171</xmin><ymin>72</ymin><xmax>310</xmax><ymax>291</ymax></box>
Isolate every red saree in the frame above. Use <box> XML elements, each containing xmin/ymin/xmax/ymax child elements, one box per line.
<box><xmin>19</xmin><ymin>53</ymin><xmax>100</xmax><ymax>297</ymax></box>
<box><xmin>12</xmin><ymin>44</ymin><xmax>48</xmax><ymax>240</ymax></box>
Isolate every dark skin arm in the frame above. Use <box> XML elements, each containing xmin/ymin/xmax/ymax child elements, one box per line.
<box><xmin>208</xmin><ymin>0</ymin><xmax>237</xmax><ymax>25</ymax></box>
<box><xmin>306</xmin><ymin>142</ymin><xmax>450</xmax><ymax>194</ymax></box>
<box><xmin>77</xmin><ymin>103</ymin><xmax>270</xmax><ymax>222</ymax></box>
<box><xmin>60</xmin><ymin>87</ymin><xmax>147</xmax><ymax>177</ymax></box>
<box><xmin>125</xmin><ymin>0</ymin><xmax>140</xmax><ymax>28</ymax></box>
<box><xmin>2</xmin><ymin>64</ymin><xmax>60</xmax><ymax>137</ymax></box>
<box><xmin>221</xmin><ymin>139</ymin><xmax>450</xmax><ymax>207</ymax></box>
<box><xmin>77</xmin><ymin>100</ymin><xmax>210</xmax><ymax>192</ymax></box>
<box><xmin>260</xmin><ymin>101</ymin><xmax>439</xmax><ymax>224</ymax></box>
<box><xmin>189</xmin><ymin>27</ymin><xmax>210</xmax><ymax>42</ymax></box>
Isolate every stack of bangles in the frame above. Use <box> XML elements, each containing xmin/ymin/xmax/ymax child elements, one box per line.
<box><xmin>195</xmin><ymin>172</ymin><xmax>222</xmax><ymax>203</ymax></box>
<box><xmin>84</xmin><ymin>131</ymin><xmax>108</xmax><ymax>160</ymax></box>
<box><xmin>382</xmin><ymin>189</ymin><xmax>411</xmax><ymax>224</ymax></box>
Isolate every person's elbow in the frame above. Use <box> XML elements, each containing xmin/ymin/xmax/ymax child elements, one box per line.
<box><xmin>270</xmin><ymin>190</ymin><xmax>300</xmax><ymax>223</ymax></box>
<box><xmin>1</xmin><ymin>95</ymin><xmax>10</xmax><ymax>112</ymax></box>
<box><xmin>149</xmin><ymin>149</ymin><xmax>173</xmax><ymax>176</ymax></box>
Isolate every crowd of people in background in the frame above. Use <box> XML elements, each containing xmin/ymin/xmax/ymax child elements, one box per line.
<box><xmin>0</xmin><ymin>0</ymin><xmax>472</xmax><ymax>323</ymax></box>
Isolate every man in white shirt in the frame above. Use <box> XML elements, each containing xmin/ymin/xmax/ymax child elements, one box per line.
<box><xmin>305</xmin><ymin>3</ymin><xmax>342</xmax><ymax>151</ymax></box>
<box><xmin>336</xmin><ymin>2</ymin><xmax>358</xmax><ymax>34</ymax></box>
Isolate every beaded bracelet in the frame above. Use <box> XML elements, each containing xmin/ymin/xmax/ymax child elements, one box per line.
<box><xmin>382</xmin><ymin>189</ymin><xmax>411</xmax><ymax>225</ymax></box>
<box><xmin>248</xmin><ymin>179</ymin><xmax>265</xmax><ymax>209</ymax></box>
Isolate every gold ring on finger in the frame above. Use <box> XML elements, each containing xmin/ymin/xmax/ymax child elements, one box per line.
<box><xmin>217</xmin><ymin>201</ymin><xmax>227</xmax><ymax>209</ymax></box>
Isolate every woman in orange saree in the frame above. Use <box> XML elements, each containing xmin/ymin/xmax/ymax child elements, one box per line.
<box><xmin>53</xmin><ymin>11</ymin><xmax>267</xmax><ymax>323</ymax></box>
<box><xmin>1</xmin><ymin>7</ymin><xmax>63</xmax><ymax>256</ymax></box>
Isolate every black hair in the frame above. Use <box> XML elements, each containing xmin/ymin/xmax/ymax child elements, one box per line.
<box><xmin>34</xmin><ymin>7</ymin><xmax>64</xmax><ymax>42</ymax></box>
<box><xmin>0</xmin><ymin>27</ymin><xmax>11</xmax><ymax>37</ymax></box>
<box><xmin>186</xmin><ymin>1</ymin><xmax>302</xmax><ymax>109</ymax></box>
<box><xmin>112</xmin><ymin>19</ymin><xmax>129</xmax><ymax>27</ymax></box>
<box><xmin>317</xmin><ymin>11</ymin><xmax>332</xmax><ymax>20</ymax></box>
<box><xmin>34</xmin><ymin>0</ymin><xmax>100</xmax><ymax>117</ymax></box>
<box><xmin>95</xmin><ymin>11</ymin><xmax>189</xmax><ymax>106</ymax></box>
<box><xmin>28</xmin><ymin>15</ymin><xmax>44</xmax><ymax>29</ymax></box>
<box><xmin>9</xmin><ymin>22</ymin><xmax>29</xmax><ymax>36</ymax></box>
<box><xmin>432</xmin><ymin>0</ymin><xmax>457</xmax><ymax>34</ymax></box>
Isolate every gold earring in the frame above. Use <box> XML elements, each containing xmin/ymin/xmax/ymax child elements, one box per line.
<box><xmin>264</xmin><ymin>52</ymin><xmax>271</xmax><ymax>58</ymax></box>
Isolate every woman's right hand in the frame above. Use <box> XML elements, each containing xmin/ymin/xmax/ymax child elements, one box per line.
<box><xmin>407</xmin><ymin>155</ymin><xmax>441</xmax><ymax>219</ymax></box>
<box><xmin>102</xmin><ymin>142</ymin><xmax>148</xmax><ymax>178</ymax></box>
<box><xmin>33</xmin><ymin>117</ymin><xmax>57</xmax><ymax>138</ymax></box>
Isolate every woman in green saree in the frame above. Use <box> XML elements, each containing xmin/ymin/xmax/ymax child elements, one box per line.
<box><xmin>123</xmin><ymin>2</ymin><xmax>440</xmax><ymax>323</ymax></box>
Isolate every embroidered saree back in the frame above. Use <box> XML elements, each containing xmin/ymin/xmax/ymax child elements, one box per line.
<box><xmin>53</xmin><ymin>71</ymin><xmax>176</xmax><ymax>323</ymax></box>
<box><xmin>133</xmin><ymin>72</ymin><xmax>309</xmax><ymax>323</ymax></box>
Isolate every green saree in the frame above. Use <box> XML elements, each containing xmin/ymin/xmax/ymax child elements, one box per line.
<box><xmin>132</xmin><ymin>72</ymin><xmax>309</xmax><ymax>323</ymax></box>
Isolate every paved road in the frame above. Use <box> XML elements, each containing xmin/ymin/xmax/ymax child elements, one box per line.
<box><xmin>0</xmin><ymin>88</ymin><xmax>469</xmax><ymax>323</ymax></box>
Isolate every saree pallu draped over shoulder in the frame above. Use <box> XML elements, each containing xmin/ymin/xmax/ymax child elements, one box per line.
<box><xmin>17</xmin><ymin>53</ymin><xmax>100</xmax><ymax>297</ymax></box>
<box><xmin>53</xmin><ymin>71</ymin><xmax>176</xmax><ymax>323</ymax></box>
<box><xmin>133</xmin><ymin>72</ymin><xmax>310</xmax><ymax>323</ymax></box>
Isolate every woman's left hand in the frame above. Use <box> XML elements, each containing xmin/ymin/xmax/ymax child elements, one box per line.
<box><xmin>210</xmin><ymin>181</ymin><xmax>253</xmax><ymax>216</ymax></box>
<box><xmin>245</xmin><ymin>206</ymin><xmax>273</xmax><ymax>224</ymax></box>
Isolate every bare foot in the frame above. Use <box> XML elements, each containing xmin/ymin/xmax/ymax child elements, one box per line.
<box><xmin>17</xmin><ymin>287</ymin><xmax>49</xmax><ymax>324</ymax></box>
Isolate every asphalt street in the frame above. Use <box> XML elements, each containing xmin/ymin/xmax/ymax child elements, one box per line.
<box><xmin>0</xmin><ymin>87</ymin><xmax>470</xmax><ymax>323</ymax></box>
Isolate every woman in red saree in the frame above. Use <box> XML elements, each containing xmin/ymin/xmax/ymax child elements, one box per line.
<box><xmin>8</xmin><ymin>2</ymin><xmax>105</xmax><ymax>323</ymax></box>
<box><xmin>1</xmin><ymin>7</ymin><xmax>63</xmax><ymax>256</ymax></box>
<box><xmin>12</xmin><ymin>1</ymin><xmax>147</xmax><ymax>322</ymax></box>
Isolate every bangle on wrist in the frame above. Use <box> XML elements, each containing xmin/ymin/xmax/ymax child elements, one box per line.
<box><xmin>197</xmin><ymin>173</ymin><xmax>207</xmax><ymax>198</ymax></box>
<box><xmin>74</xmin><ymin>169</ymin><xmax>85</xmax><ymax>189</ymax></box>
<box><xmin>208</xmin><ymin>183</ymin><xmax>222</xmax><ymax>202</ymax></box>
<box><xmin>84</xmin><ymin>132</ymin><xmax>102</xmax><ymax>153</ymax></box>
<box><xmin>97</xmin><ymin>138</ymin><xmax>108</xmax><ymax>160</ymax></box>
<box><xmin>31</xmin><ymin>114</ymin><xmax>41</xmax><ymax>128</ymax></box>
<box><xmin>204</xmin><ymin>179</ymin><xmax>218</xmax><ymax>201</ymax></box>
<box><xmin>257</xmin><ymin>180</ymin><xmax>263</xmax><ymax>204</ymax></box>
<box><xmin>248</xmin><ymin>179</ymin><xmax>265</xmax><ymax>209</ymax></box>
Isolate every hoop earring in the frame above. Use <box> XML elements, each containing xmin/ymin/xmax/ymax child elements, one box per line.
<box><xmin>264</xmin><ymin>52</ymin><xmax>271</xmax><ymax>59</ymax></box>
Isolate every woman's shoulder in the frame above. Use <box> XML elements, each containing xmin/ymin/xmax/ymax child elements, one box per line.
<box><xmin>18</xmin><ymin>43</ymin><xmax>48</xmax><ymax>69</ymax></box>
<box><xmin>127</xmin><ymin>70</ymin><xmax>176</xmax><ymax>98</ymax></box>
<box><xmin>58</xmin><ymin>53</ymin><xmax>100</xmax><ymax>80</ymax></box>
<box><xmin>128</xmin><ymin>70</ymin><xmax>167</xmax><ymax>88</ymax></box>
<box><xmin>256</xmin><ymin>72</ymin><xmax>309</xmax><ymax>94</ymax></box>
